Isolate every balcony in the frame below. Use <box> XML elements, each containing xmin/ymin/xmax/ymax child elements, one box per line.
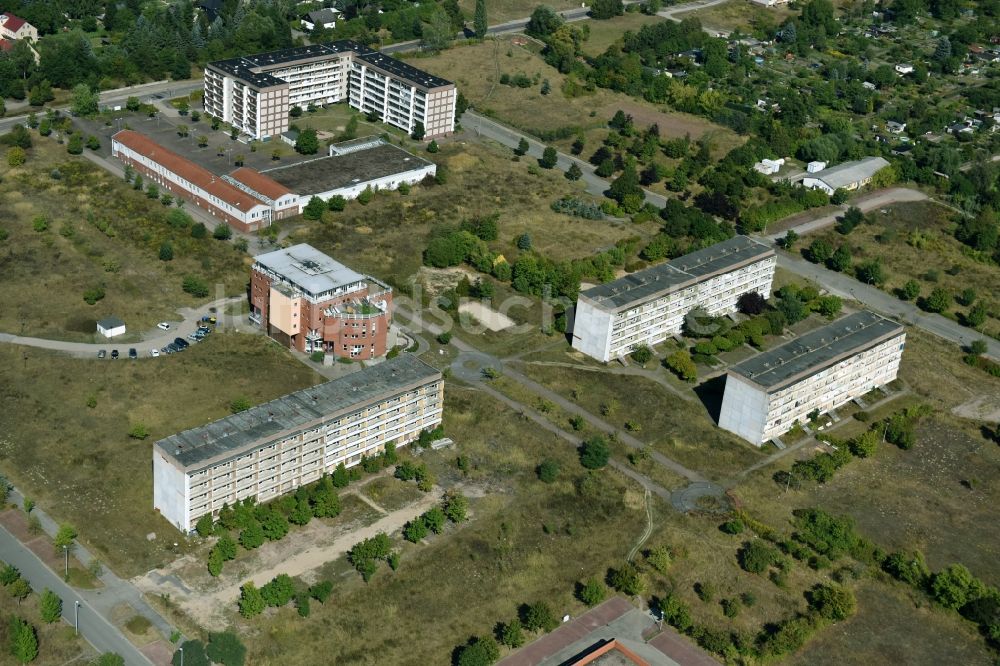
<box><xmin>324</xmin><ymin>298</ymin><xmax>387</xmax><ymax>321</ymax></box>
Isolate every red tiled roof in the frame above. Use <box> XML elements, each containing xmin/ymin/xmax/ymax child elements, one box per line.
<box><xmin>228</xmin><ymin>166</ymin><xmax>292</xmax><ymax>201</ymax></box>
<box><xmin>1</xmin><ymin>12</ymin><xmax>26</xmax><ymax>32</ymax></box>
<box><xmin>112</xmin><ymin>130</ymin><xmax>267</xmax><ymax>213</ymax></box>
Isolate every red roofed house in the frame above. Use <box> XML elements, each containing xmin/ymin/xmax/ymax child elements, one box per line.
<box><xmin>111</xmin><ymin>130</ymin><xmax>274</xmax><ymax>233</ymax></box>
<box><xmin>224</xmin><ymin>167</ymin><xmax>300</xmax><ymax>220</ymax></box>
<box><xmin>0</xmin><ymin>12</ymin><xmax>38</xmax><ymax>41</ymax></box>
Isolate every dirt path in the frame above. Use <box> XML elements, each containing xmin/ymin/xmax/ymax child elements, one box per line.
<box><xmin>627</xmin><ymin>488</ymin><xmax>653</xmax><ymax>562</ymax></box>
<box><xmin>135</xmin><ymin>490</ymin><xmax>441</xmax><ymax>630</ymax></box>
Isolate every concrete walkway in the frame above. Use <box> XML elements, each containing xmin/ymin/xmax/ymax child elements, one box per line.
<box><xmin>763</xmin><ymin>187</ymin><xmax>929</xmax><ymax>241</ymax></box>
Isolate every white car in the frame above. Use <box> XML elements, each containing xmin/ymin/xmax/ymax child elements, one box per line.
<box><xmin>157</xmin><ymin>322</ymin><xmax>171</xmax><ymax>331</ymax></box>
<box><xmin>150</xmin><ymin>348</ymin><xmax>160</xmax><ymax>357</ymax></box>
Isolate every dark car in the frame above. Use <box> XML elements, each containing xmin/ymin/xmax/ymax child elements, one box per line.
<box><xmin>110</xmin><ymin>349</ymin><xmax>119</xmax><ymax>359</ymax></box>
<box><xmin>128</xmin><ymin>348</ymin><xmax>138</xmax><ymax>359</ymax></box>
<box><xmin>97</xmin><ymin>349</ymin><xmax>107</xmax><ymax>359</ymax></box>
<box><xmin>165</xmin><ymin>343</ymin><xmax>179</xmax><ymax>353</ymax></box>
<box><xmin>174</xmin><ymin>337</ymin><xmax>190</xmax><ymax>350</ymax></box>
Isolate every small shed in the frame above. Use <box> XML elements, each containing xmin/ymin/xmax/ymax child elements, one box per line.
<box><xmin>807</xmin><ymin>161</ymin><xmax>827</xmax><ymax>173</ymax></box>
<box><xmin>97</xmin><ymin>316</ymin><xmax>126</xmax><ymax>338</ymax></box>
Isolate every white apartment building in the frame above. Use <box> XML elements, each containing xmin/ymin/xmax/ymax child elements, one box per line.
<box><xmin>572</xmin><ymin>236</ymin><xmax>776</xmax><ymax>362</ymax></box>
<box><xmin>719</xmin><ymin>311</ymin><xmax>905</xmax><ymax>446</ymax></box>
<box><xmin>153</xmin><ymin>354</ymin><xmax>443</xmax><ymax>533</ymax></box>
<box><xmin>204</xmin><ymin>41</ymin><xmax>456</xmax><ymax>141</ymax></box>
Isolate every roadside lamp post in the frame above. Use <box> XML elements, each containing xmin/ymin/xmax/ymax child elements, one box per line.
<box><xmin>179</xmin><ymin>646</ymin><xmax>184</xmax><ymax>666</ymax></box>
<box><xmin>63</xmin><ymin>545</ymin><xmax>68</xmax><ymax>578</ymax></box>
<box><xmin>74</xmin><ymin>600</ymin><xmax>80</xmax><ymax>635</ymax></box>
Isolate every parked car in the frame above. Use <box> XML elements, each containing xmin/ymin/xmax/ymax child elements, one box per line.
<box><xmin>111</xmin><ymin>349</ymin><xmax>119</xmax><ymax>359</ymax></box>
<box><xmin>165</xmin><ymin>343</ymin><xmax>178</xmax><ymax>353</ymax></box>
<box><xmin>157</xmin><ymin>322</ymin><xmax>171</xmax><ymax>331</ymax></box>
<box><xmin>128</xmin><ymin>348</ymin><xmax>138</xmax><ymax>359</ymax></box>
<box><xmin>174</xmin><ymin>337</ymin><xmax>189</xmax><ymax>349</ymax></box>
<box><xmin>188</xmin><ymin>333</ymin><xmax>200</xmax><ymax>342</ymax></box>
<box><xmin>97</xmin><ymin>349</ymin><xmax>107</xmax><ymax>359</ymax></box>
<box><xmin>150</xmin><ymin>348</ymin><xmax>160</xmax><ymax>358</ymax></box>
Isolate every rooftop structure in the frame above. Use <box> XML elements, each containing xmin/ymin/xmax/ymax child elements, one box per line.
<box><xmin>253</xmin><ymin>244</ymin><xmax>365</xmax><ymax>299</ymax></box>
<box><xmin>720</xmin><ymin>311</ymin><xmax>906</xmax><ymax>445</ymax></box>
<box><xmin>802</xmin><ymin>156</ymin><xmax>889</xmax><ymax>195</ymax></box>
<box><xmin>262</xmin><ymin>138</ymin><xmax>436</xmax><ymax>196</ymax></box>
<box><xmin>0</xmin><ymin>12</ymin><xmax>36</xmax><ymax>41</ymax></box>
<box><xmin>582</xmin><ymin>236</ymin><xmax>773</xmax><ymax>312</ymax></box>
<box><xmin>573</xmin><ymin>236</ymin><xmax>775</xmax><ymax>362</ymax></box>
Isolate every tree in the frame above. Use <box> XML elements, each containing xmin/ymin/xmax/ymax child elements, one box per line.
<box><xmin>216</xmin><ymin>534</ymin><xmax>237</xmax><ymax>561</ymax></box>
<box><xmin>827</xmin><ymin>245</ymin><xmax>852</xmax><ymax>272</ymax></box>
<box><xmin>934</xmin><ymin>37</ymin><xmax>952</xmax><ymax>64</ymax></box>
<box><xmin>207</xmin><ymin>548</ymin><xmax>223</xmax><ymax>577</ymax></box>
<box><xmin>195</xmin><ymin>514</ymin><xmax>214</xmax><ymax>538</ymax></box>
<box><xmin>443</xmin><ymin>491</ymin><xmax>469</xmax><ymax>522</ymax></box>
<box><xmin>579</xmin><ymin>436</ymin><xmax>610</xmax><ymax>469</ymax></box>
<box><xmin>206</xmin><ymin>632</ymin><xmax>246</xmax><ymax>666</ymax></box>
<box><xmin>171</xmin><ymin>641</ymin><xmax>208</xmax><ymax>666</ymax></box>
<box><xmin>303</xmin><ymin>196</ymin><xmax>326</xmax><ymax>221</ymax></box>
<box><xmin>967</xmin><ymin>302</ymin><xmax>988</xmax><ymax>328</ymax></box>
<box><xmin>159</xmin><ymin>242</ymin><xmax>174</xmax><ymax>262</ymax></box>
<box><xmin>422</xmin><ymin>7</ymin><xmax>453</xmax><ymax>51</ymax></box>
<box><xmin>213</xmin><ymin>224</ymin><xmax>232</xmax><ymax>240</ymax></box>
<box><xmin>9</xmin><ymin>578</ymin><xmax>31</xmax><ymax>604</ymax></box>
<box><xmin>849</xmin><ymin>430</ymin><xmax>879</xmax><ymax>458</ymax></box>
<box><xmin>527</xmin><ymin>5</ymin><xmax>564</xmax><ymax>36</ymax></box>
<box><xmin>411</xmin><ymin>121</ymin><xmax>426</xmax><ymax>141</ymax></box>
<box><xmin>67</xmin><ymin>134</ymin><xmax>84</xmax><ymax>155</ymax></box>
<box><xmin>238</xmin><ymin>583</ymin><xmax>265</xmax><ymax>618</ymax></box>
<box><xmin>777</xmin><ymin>294</ymin><xmax>807</xmax><ymax>325</ymax></box>
<box><xmin>922</xmin><ymin>287</ymin><xmax>951</xmax><ymax>313</ymax></box>
<box><xmin>522</xmin><ymin>601</ymin><xmax>558</xmax><ymax>632</ymax></box>
<box><xmin>310</xmin><ymin>581</ymin><xmax>333</xmax><ymax>603</ymax></box>
<box><xmin>737</xmin><ymin>291</ymin><xmax>766</xmax><ymax>315</ymax></box>
<box><xmin>190</xmin><ymin>223</ymin><xmax>207</xmax><ymax>239</ymax></box>
<box><xmin>328</xmin><ymin>195</ymin><xmax>347</xmax><ymax>212</ymax></box>
<box><xmin>516</xmin><ymin>233</ymin><xmax>532</xmax><ymax>250</ymax></box>
<box><xmin>739</xmin><ymin>540</ymin><xmax>780</xmax><ymax>573</ymax></box>
<box><xmin>515</xmin><ymin>138</ymin><xmax>529</xmax><ymax>156</ymax></box>
<box><xmin>900</xmin><ymin>279</ymin><xmax>920</xmax><ymax>301</ymax></box>
<box><xmin>837</xmin><ymin>206</ymin><xmax>864</xmax><ymax>234</ymax></box>
<box><xmin>6</xmin><ymin>147</ymin><xmax>26</xmax><ymax>167</ymax></box>
<box><xmin>474</xmin><ymin>0</ymin><xmax>488</xmax><ymax>38</ymax></box>
<box><xmin>86</xmin><ymin>135</ymin><xmax>100</xmax><ymax>151</ymax></box>
<box><xmin>71</xmin><ymin>84</ymin><xmax>99</xmax><ymax>117</ymax></box>
<box><xmin>39</xmin><ymin>589</ymin><xmax>62</xmax><ymax>623</ymax></box>
<box><xmin>500</xmin><ymin>618</ymin><xmax>525</xmax><ymax>648</ymax></box>
<box><xmin>239</xmin><ymin>520</ymin><xmax>265</xmax><ymax>550</ymax></box>
<box><xmin>566</xmin><ymin>163</ymin><xmax>583</xmax><ymax>181</ymax></box>
<box><xmin>456</xmin><ymin>636</ymin><xmax>500</xmax><ymax>666</ymax></box>
<box><xmin>404</xmin><ymin>517</ymin><xmax>429</xmax><ymax>542</ymax></box>
<box><xmin>423</xmin><ymin>506</ymin><xmax>446</xmax><ymax>534</ymax></box>
<box><xmin>537</xmin><ymin>459</ymin><xmax>559</xmax><ymax>483</ymax></box>
<box><xmin>54</xmin><ymin>524</ymin><xmax>77</xmax><ymax>550</ymax></box>
<box><xmin>807</xmin><ymin>238</ymin><xmax>833</xmax><ymax>263</ymax></box>
<box><xmin>665</xmin><ymin>350</ymin><xmax>697</xmax><ymax>381</ymax></box>
<box><xmin>427</xmin><ymin>140</ymin><xmax>439</xmax><ymax>153</ymax></box>
<box><xmin>807</xmin><ymin>583</ymin><xmax>856</xmax><ymax>621</ymax></box>
<box><xmin>577</xmin><ymin>578</ymin><xmax>607</xmax><ymax>606</ymax></box>
<box><xmin>332</xmin><ymin>462</ymin><xmax>350</xmax><ymax>488</ymax></box>
<box><xmin>294</xmin><ymin>128</ymin><xmax>319</xmax><ymax>155</ymax></box>
<box><xmin>608</xmin><ymin>562</ymin><xmax>644</xmax><ymax>595</ymax></box>
<box><xmin>9</xmin><ymin>617</ymin><xmax>38</xmax><ymax>664</ymax></box>
<box><xmin>855</xmin><ymin>259</ymin><xmax>886</xmax><ymax>286</ymax></box>
<box><xmin>591</xmin><ymin>0</ymin><xmax>625</xmax><ymax>18</ymax></box>
<box><xmin>931</xmin><ymin>564</ymin><xmax>982</xmax><ymax>609</ymax></box>
<box><xmin>539</xmin><ymin>146</ymin><xmax>558</xmax><ymax>169</ymax></box>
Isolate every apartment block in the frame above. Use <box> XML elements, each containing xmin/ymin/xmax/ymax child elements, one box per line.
<box><xmin>153</xmin><ymin>354</ymin><xmax>443</xmax><ymax>533</ymax></box>
<box><xmin>719</xmin><ymin>311</ymin><xmax>905</xmax><ymax>445</ymax></box>
<box><xmin>204</xmin><ymin>41</ymin><xmax>455</xmax><ymax>141</ymax></box>
<box><xmin>250</xmin><ymin>243</ymin><xmax>392</xmax><ymax>359</ymax></box>
<box><xmin>572</xmin><ymin>236</ymin><xmax>775</xmax><ymax>362</ymax></box>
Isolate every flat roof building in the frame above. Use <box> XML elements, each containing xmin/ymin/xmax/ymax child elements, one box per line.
<box><xmin>204</xmin><ymin>40</ymin><xmax>456</xmax><ymax>141</ymax></box>
<box><xmin>802</xmin><ymin>156</ymin><xmax>889</xmax><ymax>195</ymax></box>
<box><xmin>250</xmin><ymin>243</ymin><xmax>393</xmax><ymax>358</ymax></box>
<box><xmin>572</xmin><ymin>236</ymin><xmax>775</xmax><ymax>362</ymax></box>
<box><xmin>153</xmin><ymin>353</ymin><xmax>443</xmax><ymax>532</ymax></box>
<box><xmin>719</xmin><ymin>310</ymin><xmax>905</xmax><ymax>445</ymax></box>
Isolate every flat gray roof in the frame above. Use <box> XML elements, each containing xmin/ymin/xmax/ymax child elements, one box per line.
<box><xmin>728</xmin><ymin>310</ymin><xmax>904</xmax><ymax>392</ymax></box>
<box><xmin>262</xmin><ymin>140</ymin><xmax>433</xmax><ymax>195</ymax></box>
<box><xmin>97</xmin><ymin>317</ymin><xmax>125</xmax><ymax>328</ymax></box>
<box><xmin>811</xmin><ymin>156</ymin><xmax>889</xmax><ymax>190</ymax></box>
<box><xmin>580</xmin><ymin>236</ymin><xmax>773</xmax><ymax>312</ymax></box>
<box><xmin>155</xmin><ymin>354</ymin><xmax>441</xmax><ymax>470</ymax></box>
<box><xmin>253</xmin><ymin>243</ymin><xmax>364</xmax><ymax>296</ymax></box>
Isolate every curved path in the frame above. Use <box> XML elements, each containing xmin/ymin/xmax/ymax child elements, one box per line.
<box><xmin>0</xmin><ymin>295</ymin><xmax>245</xmax><ymax>358</ymax></box>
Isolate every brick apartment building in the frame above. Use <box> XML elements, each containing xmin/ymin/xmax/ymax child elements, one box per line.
<box><xmin>111</xmin><ymin>130</ymin><xmax>276</xmax><ymax>232</ymax></box>
<box><xmin>719</xmin><ymin>310</ymin><xmax>905</xmax><ymax>445</ymax></box>
<box><xmin>572</xmin><ymin>236</ymin><xmax>776</xmax><ymax>362</ymax></box>
<box><xmin>153</xmin><ymin>354</ymin><xmax>443</xmax><ymax>532</ymax></box>
<box><xmin>250</xmin><ymin>243</ymin><xmax>392</xmax><ymax>359</ymax></box>
<box><xmin>204</xmin><ymin>41</ymin><xmax>456</xmax><ymax>141</ymax></box>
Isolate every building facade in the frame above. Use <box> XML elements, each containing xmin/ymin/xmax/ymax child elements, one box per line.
<box><xmin>204</xmin><ymin>41</ymin><xmax>456</xmax><ymax>141</ymax></box>
<box><xmin>802</xmin><ymin>156</ymin><xmax>890</xmax><ymax>195</ymax></box>
<box><xmin>111</xmin><ymin>130</ymin><xmax>274</xmax><ymax>233</ymax></box>
<box><xmin>719</xmin><ymin>311</ymin><xmax>905</xmax><ymax>445</ymax></box>
<box><xmin>250</xmin><ymin>244</ymin><xmax>392</xmax><ymax>358</ymax></box>
<box><xmin>572</xmin><ymin>236</ymin><xmax>776</xmax><ymax>362</ymax></box>
<box><xmin>153</xmin><ymin>354</ymin><xmax>443</xmax><ymax>533</ymax></box>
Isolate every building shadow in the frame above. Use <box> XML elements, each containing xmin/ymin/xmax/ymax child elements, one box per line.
<box><xmin>694</xmin><ymin>374</ymin><xmax>727</xmax><ymax>424</ymax></box>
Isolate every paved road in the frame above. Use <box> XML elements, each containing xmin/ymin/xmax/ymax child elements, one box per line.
<box><xmin>0</xmin><ymin>295</ymin><xmax>243</xmax><ymax>358</ymax></box>
<box><xmin>775</xmin><ymin>251</ymin><xmax>1000</xmax><ymax>359</ymax></box>
<box><xmin>0</xmin><ymin>524</ymin><xmax>152</xmax><ymax>665</ymax></box>
<box><xmin>763</xmin><ymin>187</ymin><xmax>929</xmax><ymax>241</ymax></box>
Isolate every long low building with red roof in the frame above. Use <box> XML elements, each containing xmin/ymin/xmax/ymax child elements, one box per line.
<box><xmin>111</xmin><ymin>130</ymin><xmax>275</xmax><ymax>233</ymax></box>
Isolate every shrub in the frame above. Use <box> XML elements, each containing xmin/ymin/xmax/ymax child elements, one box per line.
<box><xmin>739</xmin><ymin>540</ymin><xmax>781</xmax><ymax>573</ymax></box>
<box><xmin>646</xmin><ymin>545</ymin><xmax>672</xmax><ymax>573</ymax></box>
<box><xmin>128</xmin><ymin>423</ymin><xmax>150</xmax><ymax>440</ymax></box>
<box><xmin>455</xmin><ymin>636</ymin><xmax>500</xmax><ymax>666</ymax></box>
<box><xmin>238</xmin><ymin>583</ymin><xmax>264</xmax><ymax>618</ymax></box>
<box><xmin>607</xmin><ymin>563</ymin><xmax>644</xmax><ymax>595</ymax></box>
<box><xmin>579</xmin><ymin>437</ymin><xmax>610</xmax><ymax>469</ymax></box>
<box><xmin>309</xmin><ymin>581</ymin><xmax>333</xmax><ymax>603</ymax></box>
<box><xmin>631</xmin><ymin>345</ymin><xmax>652</xmax><ymax>364</ymax></box>
<box><xmin>206</xmin><ymin>631</ymin><xmax>246</xmax><ymax>666</ymax></box>
<box><xmin>694</xmin><ymin>581</ymin><xmax>715</xmax><ymax>602</ymax></box>
<box><xmin>577</xmin><ymin>578</ymin><xmax>607</xmax><ymax>606</ymax></box>
<box><xmin>521</xmin><ymin>601</ymin><xmax>558</xmax><ymax>633</ymax></box>
<box><xmin>807</xmin><ymin>583</ymin><xmax>857</xmax><ymax>621</ymax></box>
<box><xmin>500</xmin><ymin>619</ymin><xmax>525</xmax><ymax>648</ymax></box>
<box><xmin>664</xmin><ymin>351</ymin><xmax>697</xmax><ymax>381</ymax></box>
<box><xmin>83</xmin><ymin>286</ymin><xmax>106</xmax><ymax>305</ymax></box>
<box><xmin>657</xmin><ymin>592</ymin><xmax>692</xmax><ymax>632</ymax></box>
<box><xmin>6</xmin><ymin>146</ymin><xmax>26</xmax><ymax>167</ymax></box>
<box><xmin>720</xmin><ymin>519</ymin><xmax>744</xmax><ymax>535</ymax></box>
<box><xmin>537</xmin><ymin>459</ymin><xmax>559</xmax><ymax>483</ymax></box>
<box><xmin>849</xmin><ymin>429</ymin><xmax>879</xmax><ymax>458</ymax></box>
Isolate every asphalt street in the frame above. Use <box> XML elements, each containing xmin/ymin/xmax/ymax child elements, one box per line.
<box><xmin>0</xmin><ymin>525</ymin><xmax>152</xmax><ymax>665</ymax></box>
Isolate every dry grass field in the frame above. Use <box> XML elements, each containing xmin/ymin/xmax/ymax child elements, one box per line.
<box><xmin>0</xmin><ymin>579</ymin><xmax>95</xmax><ymax>665</ymax></box>
<box><xmin>675</xmin><ymin>0</ymin><xmax>797</xmax><ymax>34</ymax></box>
<box><xmin>405</xmin><ymin>37</ymin><xmax>742</xmax><ymax>156</ymax></box>
<box><xmin>0</xmin><ymin>139</ymin><xmax>248</xmax><ymax>341</ymax></box>
<box><xmin>580</xmin><ymin>12</ymin><xmax>669</xmax><ymax>56</ymax></box>
<box><xmin>798</xmin><ymin>201</ymin><xmax>1000</xmax><ymax>338</ymax></box>
<box><xmin>0</xmin><ymin>335</ymin><xmax>321</xmax><ymax>577</ymax></box>
<box><xmin>457</xmin><ymin>0</ymin><xmax>580</xmax><ymax>25</ymax></box>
